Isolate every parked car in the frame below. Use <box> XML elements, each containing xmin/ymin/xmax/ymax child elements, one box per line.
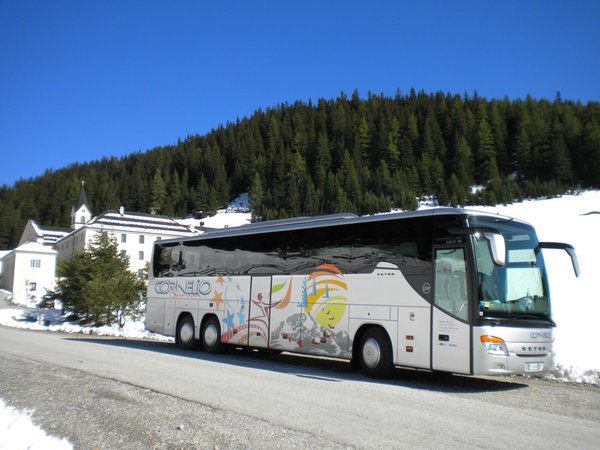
<box><xmin>37</xmin><ymin>295</ymin><xmax>55</xmax><ymax>309</ymax></box>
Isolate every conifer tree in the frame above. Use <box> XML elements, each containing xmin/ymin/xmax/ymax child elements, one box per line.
<box><xmin>452</xmin><ymin>135</ymin><xmax>474</xmax><ymax>186</ymax></box>
<box><xmin>357</xmin><ymin>116</ymin><xmax>371</xmax><ymax>161</ymax></box>
<box><xmin>150</xmin><ymin>168</ymin><xmax>167</xmax><ymax>213</ymax></box>
<box><xmin>286</xmin><ymin>150</ymin><xmax>306</xmax><ymax>216</ymax></box>
<box><xmin>514</xmin><ymin>125</ymin><xmax>532</xmax><ymax>180</ymax></box>
<box><xmin>56</xmin><ymin>232</ymin><xmax>144</xmax><ymax>326</ymax></box>
<box><xmin>313</xmin><ymin>133</ymin><xmax>332</xmax><ymax>188</ymax></box>
<box><xmin>303</xmin><ymin>177</ymin><xmax>320</xmax><ymax>216</ymax></box>
<box><xmin>249</xmin><ymin>172</ymin><xmax>264</xmax><ymax>220</ymax></box>
<box><xmin>476</xmin><ymin>119</ymin><xmax>500</xmax><ymax>183</ymax></box>
<box><xmin>580</xmin><ymin>120</ymin><xmax>600</xmax><ymax>185</ymax></box>
<box><xmin>386</xmin><ymin>116</ymin><xmax>401</xmax><ymax>170</ymax></box>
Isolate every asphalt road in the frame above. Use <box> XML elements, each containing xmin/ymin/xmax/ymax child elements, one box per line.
<box><xmin>1</xmin><ymin>325</ymin><xmax>599</xmax><ymax>450</ymax></box>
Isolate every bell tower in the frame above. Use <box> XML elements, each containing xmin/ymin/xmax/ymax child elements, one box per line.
<box><xmin>71</xmin><ymin>181</ymin><xmax>92</xmax><ymax>229</ymax></box>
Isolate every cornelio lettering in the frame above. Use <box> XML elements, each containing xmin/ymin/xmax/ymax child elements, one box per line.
<box><xmin>155</xmin><ymin>280</ymin><xmax>212</xmax><ymax>296</ymax></box>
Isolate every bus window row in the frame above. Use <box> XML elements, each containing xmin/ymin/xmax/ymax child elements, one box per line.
<box><xmin>153</xmin><ymin>218</ymin><xmax>434</xmax><ymax>278</ymax></box>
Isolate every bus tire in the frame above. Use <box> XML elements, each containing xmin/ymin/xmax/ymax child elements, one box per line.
<box><xmin>176</xmin><ymin>315</ymin><xmax>198</xmax><ymax>350</ymax></box>
<box><xmin>201</xmin><ymin>316</ymin><xmax>226</xmax><ymax>354</ymax></box>
<box><xmin>359</xmin><ymin>327</ymin><xmax>394</xmax><ymax>378</ymax></box>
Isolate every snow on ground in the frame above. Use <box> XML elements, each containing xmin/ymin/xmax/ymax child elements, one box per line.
<box><xmin>1</xmin><ymin>192</ymin><xmax>598</xmax><ymax>386</ymax></box>
<box><xmin>176</xmin><ymin>210</ymin><xmax>251</xmax><ymax>231</ymax></box>
<box><xmin>0</xmin><ymin>303</ymin><xmax>173</xmax><ymax>342</ymax></box>
<box><xmin>176</xmin><ymin>193</ymin><xmax>252</xmax><ymax>230</ymax></box>
<box><xmin>0</xmin><ymin>398</ymin><xmax>72</xmax><ymax>450</ymax></box>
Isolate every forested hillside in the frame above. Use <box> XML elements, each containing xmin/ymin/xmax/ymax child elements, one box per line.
<box><xmin>1</xmin><ymin>90</ymin><xmax>599</xmax><ymax>249</ymax></box>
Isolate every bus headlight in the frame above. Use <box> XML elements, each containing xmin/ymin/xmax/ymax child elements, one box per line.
<box><xmin>481</xmin><ymin>335</ymin><xmax>509</xmax><ymax>356</ymax></box>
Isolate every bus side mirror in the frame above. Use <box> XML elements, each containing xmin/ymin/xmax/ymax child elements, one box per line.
<box><xmin>483</xmin><ymin>232</ymin><xmax>506</xmax><ymax>266</ymax></box>
<box><xmin>539</xmin><ymin>242</ymin><xmax>580</xmax><ymax>277</ymax></box>
<box><xmin>448</xmin><ymin>226</ymin><xmax>506</xmax><ymax>266</ymax></box>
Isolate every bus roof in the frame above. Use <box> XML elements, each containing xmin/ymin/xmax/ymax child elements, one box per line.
<box><xmin>159</xmin><ymin>208</ymin><xmax>521</xmax><ymax>246</ymax></box>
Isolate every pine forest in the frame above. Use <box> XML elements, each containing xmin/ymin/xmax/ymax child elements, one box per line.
<box><xmin>1</xmin><ymin>89</ymin><xmax>599</xmax><ymax>250</ymax></box>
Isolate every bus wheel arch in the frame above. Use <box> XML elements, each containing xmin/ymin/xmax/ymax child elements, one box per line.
<box><xmin>176</xmin><ymin>313</ymin><xmax>198</xmax><ymax>350</ymax></box>
<box><xmin>201</xmin><ymin>315</ymin><xmax>226</xmax><ymax>354</ymax></box>
<box><xmin>353</xmin><ymin>325</ymin><xmax>394</xmax><ymax>378</ymax></box>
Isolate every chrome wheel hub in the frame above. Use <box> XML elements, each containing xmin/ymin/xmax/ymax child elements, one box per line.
<box><xmin>362</xmin><ymin>337</ymin><xmax>381</xmax><ymax>369</ymax></box>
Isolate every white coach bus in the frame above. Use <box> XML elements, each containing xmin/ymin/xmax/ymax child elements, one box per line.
<box><xmin>145</xmin><ymin>209</ymin><xmax>579</xmax><ymax>378</ymax></box>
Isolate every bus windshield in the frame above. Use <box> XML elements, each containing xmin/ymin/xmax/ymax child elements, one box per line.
<box><xmin>468</xmin><ymin>216</ymin><xmax>551</xmax><ymax>320</ymax></box>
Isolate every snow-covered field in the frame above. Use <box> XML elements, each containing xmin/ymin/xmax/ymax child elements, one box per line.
<box><xmin>1</xmin><ymin>192</ymin><xmax>598</xmax><ymax>387</ymax></box>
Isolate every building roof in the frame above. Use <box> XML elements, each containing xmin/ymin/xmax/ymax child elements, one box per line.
<box><xmin>33</xmin><ymin>223</ymin><xmax>71</xmax><ymax>244</ymax></box>
<box><xmin>84</xmin><ymin>209</ymin><xmax>197</xmax><ymax>236</ymax></box>
<box><xmin>12</xmin><ymin>241</ymin><xmax>58</xmax><ymax>255</ymax></box>
<box><xmin>18</xmin><ymin>219</ymin><xmax>71</xmax><ymax>246</ymax></box>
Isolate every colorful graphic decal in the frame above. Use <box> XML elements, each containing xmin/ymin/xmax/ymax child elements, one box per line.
<box><xmin>216</xmin><ymin>275</ymin><xmax>249</xmax><ymax>345</ymax></box>
<box><xmin>213</xmin><ymin>265</ymin><xmax>351</xmax><ymax>356</ymax></box>
<box><xmin>270</xmin><ymin>264</ymin><xmax>351</xmax><ymax>356</ymax></box>
<box><xmin>246</xmin><ymin>290</ymin><xmax>271</xmax><ymax>347</ymax></box>
<box><xmin>302</xmin><ymin>264</ymin><xmax>347</xmax><ymax>329</ymax></box>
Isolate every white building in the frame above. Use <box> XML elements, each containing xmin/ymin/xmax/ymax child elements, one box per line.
<box><xmin>0</xmin><ymin>241</ymin><xmax>57</xmax><ymax>299</ymax></box>
<box><xmin>54</xmin><ymin>184</ymin><xmax>197</xmax><ymax>276</ymax></box>
<box><xmin>0</xmin><ymin>183</ymin><xmax>198</xmax><ymax>301</ymax></box>
<box><xmin>56</xmin><ymin>207</ymin><xmax>197</xmax><ymax>276</ymax></box>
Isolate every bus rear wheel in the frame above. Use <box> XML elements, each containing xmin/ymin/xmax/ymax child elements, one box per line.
<box><xmin>359</xmin><ymin>327</ymin><xmax>394</xmax><ymax>378</ymax></box>
<box><xmin>176</xmin><ymin>315</ymin><xmax>198</xmax><ymax>350</ymax></box>
<box><xmin>202</xmin><ymin>316</ymin><xmax>226</xmax><ymax>354</ymax></box>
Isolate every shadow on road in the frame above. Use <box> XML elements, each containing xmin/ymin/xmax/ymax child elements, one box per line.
<box><xmin>64</xmin><ymin>335</ymin><xmax>528</xmax><ymax>394</ymax></box>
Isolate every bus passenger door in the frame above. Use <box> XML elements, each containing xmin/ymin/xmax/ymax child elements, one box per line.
<box><xmin>431</xmin><ymin>246</ymin><xmax>471</xmax><ymax>374</ymax></box>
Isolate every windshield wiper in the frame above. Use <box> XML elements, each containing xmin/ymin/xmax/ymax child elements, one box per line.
<box><xmin>482</xmin><ymin>314</ymin><xmax>555</xmax><ymax>326</ymax></box>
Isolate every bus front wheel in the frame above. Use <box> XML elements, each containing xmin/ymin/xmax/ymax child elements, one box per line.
<box><xmin>359</xmin><ymin>327</ymin><xmax>394</xmax><ymax>378</ymax></box>
<box><xmin>201</xmin><ymin>316</ymin><xmax>226</xmax><ymax>354</ymax></box>
<box><xmin>176</xmin><ymin>315</ymin><xmax>198</xmax><ymax>350</ymax></box>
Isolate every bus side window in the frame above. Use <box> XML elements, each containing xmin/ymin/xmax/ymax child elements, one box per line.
<box><xmin>285</xmin><ymin>227</ymin><xmax>353</xmax><ymax>274</ymax></box>
<box><xmin>155</xmin><ymin>246</ymin><xmax>174</xmax><ymax>277</ymax></box>
<box><xmin>171</xmin><ymin>246</ymin><xmax>186</xmax><ymax>273</ymax></box>
<box><xmin>234</xmin><ymin>233</ymin><xmax>286</xmax><ymax>275</ymax></box>
<box><xmin>351</xmin><ymin>219</ymin><xmax>432</xmax><ymax>276</ymax></box>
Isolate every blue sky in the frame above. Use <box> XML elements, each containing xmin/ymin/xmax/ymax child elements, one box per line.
<box><xmin>1</xmin><ymin>0</ymin><xmax>599</xmax><ymax>187</ymax></box>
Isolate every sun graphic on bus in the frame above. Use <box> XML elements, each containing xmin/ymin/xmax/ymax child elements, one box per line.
<box><xmin>302</xmin><ymin>264</ymin><xmax>348</xmax><ymax>329</ymax></box>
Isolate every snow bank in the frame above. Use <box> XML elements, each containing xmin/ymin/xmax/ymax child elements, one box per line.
<box><xmin>176</xmin><ymin>210</ymin><xmax>251</xmax><ymax>231</ymax></box>
<box><xmin>0</xmin><ymin>308</ymin><xmax>173</xmax><ymax>342</ymax></box>
<box><xmin>0</xmin><ymin>398</ymin><xmax>72</xmax><ymax>450</ymax></box>
<box><xmin>465</xmin><ymin>191</ymin><xmax>600</xmax><ymax>385</ymax></box>
<box><xmin>175</xmin><ymin>193</ymin><xmax>252</xmax><ymax>231</ymax></box>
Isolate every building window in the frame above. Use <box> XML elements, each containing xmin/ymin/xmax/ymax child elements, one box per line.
<box><xmin>138</xmin><ymin>269</ymin><xmax>145</xmax><ymax>278</ymax></box>
<box><xmin>80</xmin><ymin>215</ymin><xmax>85</xmax><ymax>223</ymax></box>
<box><xmin>29</xmin><ymin>282</ymin><xmax>37</xmax><ymax>291</ymax></box>
<box><xmin>120</xmin><ymin>250</ymin><xmax>126</xmax><ymax>258</ymax></box>
<box><xmin>30</xmin><ymin>259</ymin><xmax>41</xmax><ymax>268</ymax></box>
<box><xmin>139</xmin><ymin>235</ymin><xmax>145</xmax><ymax>244</ymax></box>
<box><xmin>121</xmin><ymin>233</ymin><xmax>127</xmax><ymax>243</ymax></box>
<box><xmin>139</xmin><ymin>251</ymin><xmax>144</xmax><ymax>260</ymax></box>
